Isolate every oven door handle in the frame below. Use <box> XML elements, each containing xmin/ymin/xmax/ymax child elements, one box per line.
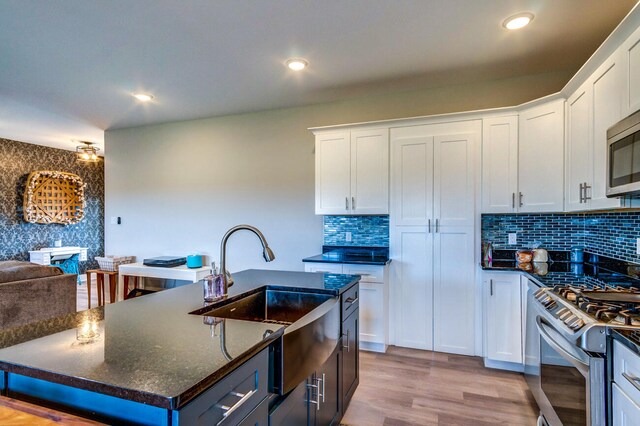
<box><xmin>536</xmin><ymin>315</ymin><xmax>590</xmax><ymax>376</ymax></box>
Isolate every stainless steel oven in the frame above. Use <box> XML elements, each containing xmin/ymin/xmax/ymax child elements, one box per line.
<box><xmin>525</xmin><ymin>281</ymin><xmax>606</xmax><ymax>426</ymax></box>
<box><xmin>607</xmin><ymin>108</ymin><xmax>640</xmax><ymax>198</ymax></box>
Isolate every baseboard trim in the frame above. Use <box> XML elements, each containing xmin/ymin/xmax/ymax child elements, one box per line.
<box><xmin>483</xmin><ymin>358</ymin><xmax>524</xmax><ymax>372</ymax></box>
<box><xmin>359</xmin><ymin>341</ymin><xmax>388</xmax><ymax>353</ymax></box>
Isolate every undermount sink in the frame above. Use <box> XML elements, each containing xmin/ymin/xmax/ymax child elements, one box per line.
<box><xmin>190</xmin><ymin>286</ymin><xmax>341</xmax><ymax>394</ymax></box>
<box><xmin>199</xmin><ymin>288</ymin><xmax>333</xmax><ymax>326</ymax></box>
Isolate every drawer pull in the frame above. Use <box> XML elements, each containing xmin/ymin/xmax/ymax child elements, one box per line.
<box><xmin>622</xmin><ymin>372</ymin><xmax>640</xmax><ymax>393</ymax></box>
<box><xmin>343</xmin><ymin>330</ymin><xmax>350</xmax><ymax>352</ymax></box>
<box><xmin>217</xmin><ymin>388</ymin><xmax>257</xmax><ymax>422</ymax></box>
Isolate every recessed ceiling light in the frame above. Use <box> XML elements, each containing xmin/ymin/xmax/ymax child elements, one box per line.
<box><xmin>503</xmin><ymin>12</ymin><xmax>534</xmax><ymax>30</ymax></box>
<box><xmin>285</xmin><ymin>58</ymin><xmax>308</xmax><ymax>71</ymax></box>
<box><xmin>133</xmin><ymin>93</ymin><xmax>154</xmax><ymax>102</ymax></box>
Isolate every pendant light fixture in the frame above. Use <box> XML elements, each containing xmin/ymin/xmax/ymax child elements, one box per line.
<box><xmin>75</xmin><ymin>141</ymin><xmax>100</xmax><ymax>162</ymax></box>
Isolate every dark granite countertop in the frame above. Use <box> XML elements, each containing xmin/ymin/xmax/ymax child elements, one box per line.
<box><xmin>482</xmin><ymin>251</ymin><xmax>640</xmax><ymax>289</ymax></box>
<box><xmin>303</xmin><ymin>245</ymin><xmax>390</xmax><ymax>265</ymax></box>
<box><xmin>611</xmin><ymin>329</ymin><xmax>640</xmax><ymax>356</ymax></box>
<box><xmin>0</xmin><ymin>269</ymin><xmax>360</xmax><ymax>410</ymax></box>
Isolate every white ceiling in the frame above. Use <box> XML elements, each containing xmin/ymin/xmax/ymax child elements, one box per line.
<box><xmin>0</xmin><ymin>0</ymin><xmax>637</xmax><ymax>151</ymax></box>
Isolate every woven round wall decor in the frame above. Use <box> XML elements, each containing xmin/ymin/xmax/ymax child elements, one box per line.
<box><xmin>23</xmin><ymin>170</ymin><xmax>86</xmax><ymax>225</ymax></box>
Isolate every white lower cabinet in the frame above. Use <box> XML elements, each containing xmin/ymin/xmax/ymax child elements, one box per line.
<box><xmin>303</xmin><ymin>263</ymin><xmax>344</xmax><ymax>274</ymax></box>
<box><xmin>612</xmin><ymin>340</ymin><xmax>640</xmax><ymax>425</ymax></box>
<box><xmin>482</xmin><ymin>272</ymin><xmax>523</xmax><ymax>366</ymax></box>
<box><xmin>303</xmin><ymin>262</ymin><xmax>388</xmax><ymax>352</ymax></box>
<box><xmin>612</xmin><ymin>383</ymin><xmax>640</xmax><ymax>426</ymax></box>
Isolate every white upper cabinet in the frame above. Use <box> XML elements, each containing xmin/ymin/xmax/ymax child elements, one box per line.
<box><xmin>481</xmin><ymin>116</ymin><xmax>518</xmax><ymax>213</ymax></box>
<box><xmin>315</xmin><ymin>132</ymin><xmax>351</xmax><ymax>215</ymax></box>
<box><xmin>433</xmin><ymin>132</ymin><xmax>477</xmax><ymax>228</ymax></box>
<box><xmin>622</xmin><ymin>24</ymin><xmax>640</xmax><ymax>115</ymax></box>
<box><xmin>518</xmin><ymin>99</ymin><xmax>565</xmax><ymax>213</ymax></box>
<box><xmin>389</xmin><ymin>131</ymin><xmax>434</xmax><ymax>227</ymax></box>
<box><xmin>591</xmin><ymin>51</ymin><xmax>626</xmax><ymax>209</ymax></box>
<box><xmin>566</xmin><ymin>84</ymin><xmax>593</xmax><ymax>211</ymax></box>
<box><xmin>350</xmin><ymin>129</ymin><xmax>390</xmax><ymax>214</ymax></box>
<box><xmin>565</xmin><ymin>50</ymin><xmax>628</xmax><ymax>211</ymax></box>
<box><xmin>315</xmin><ymin>128</ymin><xmax>389</xmax><ymax>215</ymax></box>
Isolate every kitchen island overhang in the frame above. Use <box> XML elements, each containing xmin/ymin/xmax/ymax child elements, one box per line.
<box><xmin>0</xmin><ymin>269</ymin><xmax>359</xmax><ymax>424</ymax></box>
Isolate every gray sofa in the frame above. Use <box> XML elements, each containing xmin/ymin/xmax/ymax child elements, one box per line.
<box><xmin>0</xmin><ymin>261</ymin><xmax>77</xmax><ymax>329</ymax></box>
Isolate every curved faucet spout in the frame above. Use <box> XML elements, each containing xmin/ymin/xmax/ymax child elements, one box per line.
<box><xmin>219</xmin><ymin>225</ymin><xmax>275</xmax><ymax>296</ymax></box>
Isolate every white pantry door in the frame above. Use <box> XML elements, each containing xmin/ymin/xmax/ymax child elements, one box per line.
<box><xmin>390</xmin><ymin>128</ymin><xmax>434</xmax><ymax>350</ymax></box>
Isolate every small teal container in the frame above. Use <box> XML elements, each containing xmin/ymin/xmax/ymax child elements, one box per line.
<box><xmin>186</xmin><ymin>255</ymin><xmax>203</xmax><ymax>268</ymax></box>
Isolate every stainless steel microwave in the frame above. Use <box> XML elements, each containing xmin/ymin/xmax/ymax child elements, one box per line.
<box><xmin>607</xmin><ymin>108</ymin><xmax>640</xmax><ymax>198</ymax></box>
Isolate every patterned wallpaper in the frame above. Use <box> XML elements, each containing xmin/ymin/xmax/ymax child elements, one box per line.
<box><xmin>0</xmin><ymin>138</ymin><xmax>104</xmax><ymax>272</ymax></box>
<box><xmin>323</xmin><ymin>215</ymin><xmax>389</xmax><ymax>247</ymax></box>
<box><xmin>482</xmin><ymin>211</ymin><xmax>640</xmax><ymax>264</ymax></box>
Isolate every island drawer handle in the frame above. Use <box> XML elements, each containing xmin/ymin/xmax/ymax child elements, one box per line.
<box><xmin>623</xmin><ymin>372</ymin><xmax>640</xmax><ymax>393</ymax></box>
<box><xmin>346</xmin><ymin>296</ymin><xmax>358</xmax><ymax>304</ymax></box>
<box><xmin>217</xmin><ymin>388</ymin><xmax>257</xmax><ymax>423</ymax></box>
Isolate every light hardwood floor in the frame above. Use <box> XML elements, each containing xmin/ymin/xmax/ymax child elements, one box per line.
<box><xmin>342</xmin><ymin>347</ymin><xmax>539</xmax><ymax>426</ymax></box>
<box><xmin>76</xmin><ymin>281</ymin><xmax>101</xmax><ymax>312</ymax></box>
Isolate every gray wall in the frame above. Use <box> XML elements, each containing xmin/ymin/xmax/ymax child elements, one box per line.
<box><xmin>105</xmin><ymin>70</ymin><xmax>571</xmax><ymax>272</ymax></box>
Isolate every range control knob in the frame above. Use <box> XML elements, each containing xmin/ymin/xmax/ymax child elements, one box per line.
<box><xmin>568</xmin><ymin>318</ymin><xmax>585</xmax><ymax>331</ymax></box>
<box><xmin>564</xmin><ymin>316</ymin><xmax>585</xmax><ymax>330</ymax></box>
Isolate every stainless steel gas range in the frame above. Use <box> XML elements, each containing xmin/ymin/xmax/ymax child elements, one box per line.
<box><xmin>524</xmin><ymin>261</ymin><xmax>640</xmax><ymax>426</ymax></box>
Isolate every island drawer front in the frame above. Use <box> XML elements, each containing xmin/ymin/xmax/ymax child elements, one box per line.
<box><xmin>341</xmin><ymin>284</ymin><xmax>359</xmax><ymax>319</ymax></box>
<box><xmin>614</xmin><ymin>341</ymin><xmax>640</xmax><ymax>403</ymax></box>
<box><xmin>238</xmin><ymin>395</ymin><xmax>269</xmax><ymax>426</ymax></box>
<box><xmin>342</xmin><ymin>264</ymin><xmax>384</xmax><ymax>283</ymax></box>
<box><xmin>174</xmin><ymin>348</ymin><xmax>268</xmax><ymax>426</ymax></box>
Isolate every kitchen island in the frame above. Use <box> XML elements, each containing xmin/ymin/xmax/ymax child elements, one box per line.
<box><xmin>0</xmin><ymin>269</ymin><xmax>360</xmax><ymax>425</ymax></box>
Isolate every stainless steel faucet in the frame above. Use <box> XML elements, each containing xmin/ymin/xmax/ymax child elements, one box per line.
<box><xmin>219</xmin><ymin>225</ymin><xmax>275</xmax><ymax>296</ymax></box>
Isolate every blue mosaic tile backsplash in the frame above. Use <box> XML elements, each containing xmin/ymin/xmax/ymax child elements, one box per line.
<box><xmin>482</xmin><ymin>212</ymin><xmax>640</xmax><ymax>263</ymax></box>
<box><xmin>323</xmin><ymin>215</ymin><xmax>389</xmax><ymax>247</ymax></box>
<box><xmin>0</xmin><ymin>138</ymin><xmax>104</xmax><ymax>272</ymax></box>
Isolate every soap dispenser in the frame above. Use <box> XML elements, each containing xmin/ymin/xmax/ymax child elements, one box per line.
<box><xmin>203</xmin><ymin>262</ymin><xmax>225</xmax><ymax>302</ymax></box>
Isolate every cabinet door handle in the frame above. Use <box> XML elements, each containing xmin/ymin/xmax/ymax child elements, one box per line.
<box><xmin>217</xmin><ymin>388</ymin><xmax>257</xmax><ymax>422</ymax></box>
<box><xmin>623</xmin><ymin>372</ymin><xmax>640</xmax><ymax>393</ymax></box>
<box><xmin>579</xmin><ymin>183</ymin><xmax>584</xmax><ymax>203</ymax></box>
<box><xmin>315</xmin><ymin>374</ymin><xmax>325</xmax><ymax>403</ymax></box>
<box><xmin>490</xmin><ymin>279</ymin><xmax>494</xmax><ymax>296</ymax></box>
<box><xmin>306</xmin><ymin>382</ymin><xmax>320</xmax><ymax>410</ymax></box>
<box><xmin>435</xmin><ymin>219</ymin><xmax>440</xmax><ymax>233</ymax></box>
<box><xmin>512</xmin><ymin>193</ymin><xmax>515</xmax><ymax>209</ymax></box>
<box><xmin>519</xmin><ymin>192</ymin><xmax>524</xmax><ymax>207</ymax></box>
<box><xmin>345</xmin><ymin>197</ymin><xmax>349</xmax><ymax>210</ymax></box>
<box><xmin>428</xmin><ymin>219</ymin><xmax>431</xmax><ymax>233</ymax></box>
<box><xmin>584</xmin><ymin>182</ymin><xmax>591</xmax><ymax>202</ymax></box>
<box><xmin>343</xmin><ymin>329</ymin><xmax>350</xmax><ymax>352</ymax></box>
<box><xmin>352</xmin><ymin>196</ymin><xmax>356</xmax><ymax>210</ymax></box>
